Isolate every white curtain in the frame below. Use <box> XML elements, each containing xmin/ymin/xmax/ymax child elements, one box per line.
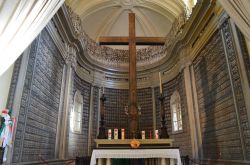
<box><xmin>218</xmin><ymin>0</ymin><xmax>250</xmax><ymax>41</ymax></box>
<box><xmin>0</xmin><ymin>0</ymin><xmax>64</xmax><ymax>76</ymax></box>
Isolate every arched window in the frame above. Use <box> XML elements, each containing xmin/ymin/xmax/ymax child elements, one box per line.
<box><xmin>70</xmin><ymin>90</ymin><xmax>83</xmax><ymax>133</ymax></box>
<box><xmin>170</xmin><ymin>91</ymin><xmax>183</xmax><ymax>132</ymax></box>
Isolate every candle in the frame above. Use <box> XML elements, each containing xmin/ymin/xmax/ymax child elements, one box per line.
<box><xmin>159</xmin><ymin>72</ymin><xmax>162</xmax><ymax>94</ymax></box>
<box><xmin>121</xmin><ymin>128</ymin><xmax>125</xmax><ymax>140</ymax></box>
<box><xmin>155</xmin><ymin>130</ymin><xmax>159</xmax><ymax>139</ymax></box>
<box><xmin>141</xmin><ymin>130</ymin><xmax>145</xmax><ymax>140</ymax></box>
<box><xmin>108</xmin><ymin>129</ymin><xmax>112</xmax><ymax>140</ymax></box>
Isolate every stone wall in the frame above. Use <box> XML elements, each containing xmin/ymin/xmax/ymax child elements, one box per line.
<box><xmin>221</xmin><ymin>20</ymin><xmax>250</xmax><ymax>160</ymax></box>
<box><xmin>193</xmin><ymin>22</ymin><xmax>250</xmax><ymax>161</ymax></box>
<box><xmin>68</xmin><ymin>73</ymin><xmax>91</xmax><ymax>157</ymax></box>
<box><xmin>12</xmin><ymin>29</ymin><xmax>65</xmax><ymax>163</ymax></box>
<box><xmin>155</xmin><ymin>73</ymin><xmax>192</xmax><ymax>157</ymax></box>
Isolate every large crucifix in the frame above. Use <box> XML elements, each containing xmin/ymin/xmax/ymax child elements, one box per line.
<box><xmin>99</xmin><ymin>13</ymin><xmax>165</xmax><ymax>138</ymax></box>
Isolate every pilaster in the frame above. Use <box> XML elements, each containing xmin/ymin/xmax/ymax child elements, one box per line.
<box><xmin>220</xmin><ymin>19</ymin><xmax>247</xmax><ymax>160</ymax></box>
<box><xmin>183</xmin><ymin>62</ymin><xmax>200</xmax><ymax>161</ymax></box>
<box><xmin>190</xmin><ymin>65</ymin><xmax>203</xmax><ymax>160</ymax></box>
<box><xmin>59</xmin><ymin>43</ymin><xmax>77</xmax><ymax>159</ymax></box>
<box><xmin>55</xmin><ymin>65</ymin><xmax>66</xmax><ymax>158</ymax></box>
<box><xmin>229</xmin><ymin>20</ymin><xmax>250</xmax><ymax>124</ymax></box>
<box><xmin>88</xmin><ymin>86</ymin><xmax>94</xmax><ymax>155</ymax></box>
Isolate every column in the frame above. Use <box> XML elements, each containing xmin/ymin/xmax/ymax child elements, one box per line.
<box><xmin>183</xmin><ymin>61</ymin><xmax>201</xmax><ymax>161</ymax></box>
<box><xmin>88</xmin><ymin>86</ymin><xmax>94</xmax><ymax>155</ymax></box>
<box><xmin>59</xmin><ymin>43</ymin><xmax>77</xmax><ymax>159</ymax></box>
<box><xmin>190</xmin><ymin>65</ymin><xmax>203</xmax><ymax>160</ymax></box>
<box><xmin>55</xmin><ymin>65</ymin><xmax>66</xmax><ymax>158</ymax></box>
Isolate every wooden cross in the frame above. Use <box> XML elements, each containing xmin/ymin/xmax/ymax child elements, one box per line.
<box><xmin>99</xmin><ymin>13</ymin><xmax>165</xmax><ymax>138</ymax></box>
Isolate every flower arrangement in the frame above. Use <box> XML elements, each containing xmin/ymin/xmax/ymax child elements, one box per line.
<box><xmin>130</xmin><ymin>139</ymin><xmax>140</xmax><ymax>149</ymax></box>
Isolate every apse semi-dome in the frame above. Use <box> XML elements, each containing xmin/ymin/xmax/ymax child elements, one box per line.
<box><xmin>66</xmin><ymin>0</ymin><xmax>188</xmax><ymax>71</ymax></box>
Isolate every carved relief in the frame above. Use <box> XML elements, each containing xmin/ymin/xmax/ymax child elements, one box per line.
<box><xmin>67</xmin><ymin>6</ymin><xmax>82</xmax><ymax>35</ymax></box>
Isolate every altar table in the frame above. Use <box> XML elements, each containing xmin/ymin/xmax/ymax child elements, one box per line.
<box><xmin>94</xmin><ymin>139</ymin><xmax>174</xmax><ymax>148</ymax></box>
<box><xmin>90</xmin><ymin>148</ymin><xmax>182</xmax><ymax>165</ymax></box>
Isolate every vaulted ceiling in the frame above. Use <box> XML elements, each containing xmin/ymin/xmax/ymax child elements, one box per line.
<box><xmin>66</xmin><ymin>0</ymin><xmax>185</xmax><ymax>45</ymax></box>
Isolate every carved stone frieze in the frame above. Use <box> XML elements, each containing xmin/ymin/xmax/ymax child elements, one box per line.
<box><xmin>67</xmin><ymin>6</ymin><xmax>82</xmax><ymax>35</ymax></box>
<box><xmin>105</xmin><ymin>75</ymin><xmax>149</xmax><ymax>82</ymax></box>
<box><xmin>106</xmin><ymin>76</ymin><xmax>128</xmax><ymax>82</ymax></box>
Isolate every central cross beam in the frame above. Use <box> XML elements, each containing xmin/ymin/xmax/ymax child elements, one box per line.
<box><xmin>99</xmin><ymin>13</ymin><xmax>165</xmax><ymax>138</ymax></box>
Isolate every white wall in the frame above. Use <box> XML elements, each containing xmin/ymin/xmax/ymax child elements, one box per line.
<box><xmin>0</xmin><ymin>64</ymin><xmax>14</xmax><ymax>111</ymax></box>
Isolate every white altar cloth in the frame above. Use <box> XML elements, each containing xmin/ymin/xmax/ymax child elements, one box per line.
<box><xmin>90</xmin><ymin>149</ymin><xmax>182</xmax><ymax>165</ymax></box>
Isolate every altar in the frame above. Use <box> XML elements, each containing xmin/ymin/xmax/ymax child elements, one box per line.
<box><xmin>95</xmin><ymin>139</ymin><xmax>174</xmax><ymax>148</ymax></box>
<box><xmin>90</xmin><ymin>148</ymin><xmax>181</xmax><ymax>165</ymax></box>
<box><xmin>91</xmin><ymin>139</ymin><xmax>181</xmax><ymax>165</ymax></box>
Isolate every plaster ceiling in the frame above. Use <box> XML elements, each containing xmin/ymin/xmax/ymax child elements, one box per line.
<box><xmin>66</xmin><ymin>0</ymin><xmax>185</xmax><ymax>48</ymax></box>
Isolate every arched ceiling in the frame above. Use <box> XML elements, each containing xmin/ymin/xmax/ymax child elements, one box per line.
<box><xmin>66</xmin><ymin>0</ymin><xmax>185</xmax><ymax>46</ymax></box>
